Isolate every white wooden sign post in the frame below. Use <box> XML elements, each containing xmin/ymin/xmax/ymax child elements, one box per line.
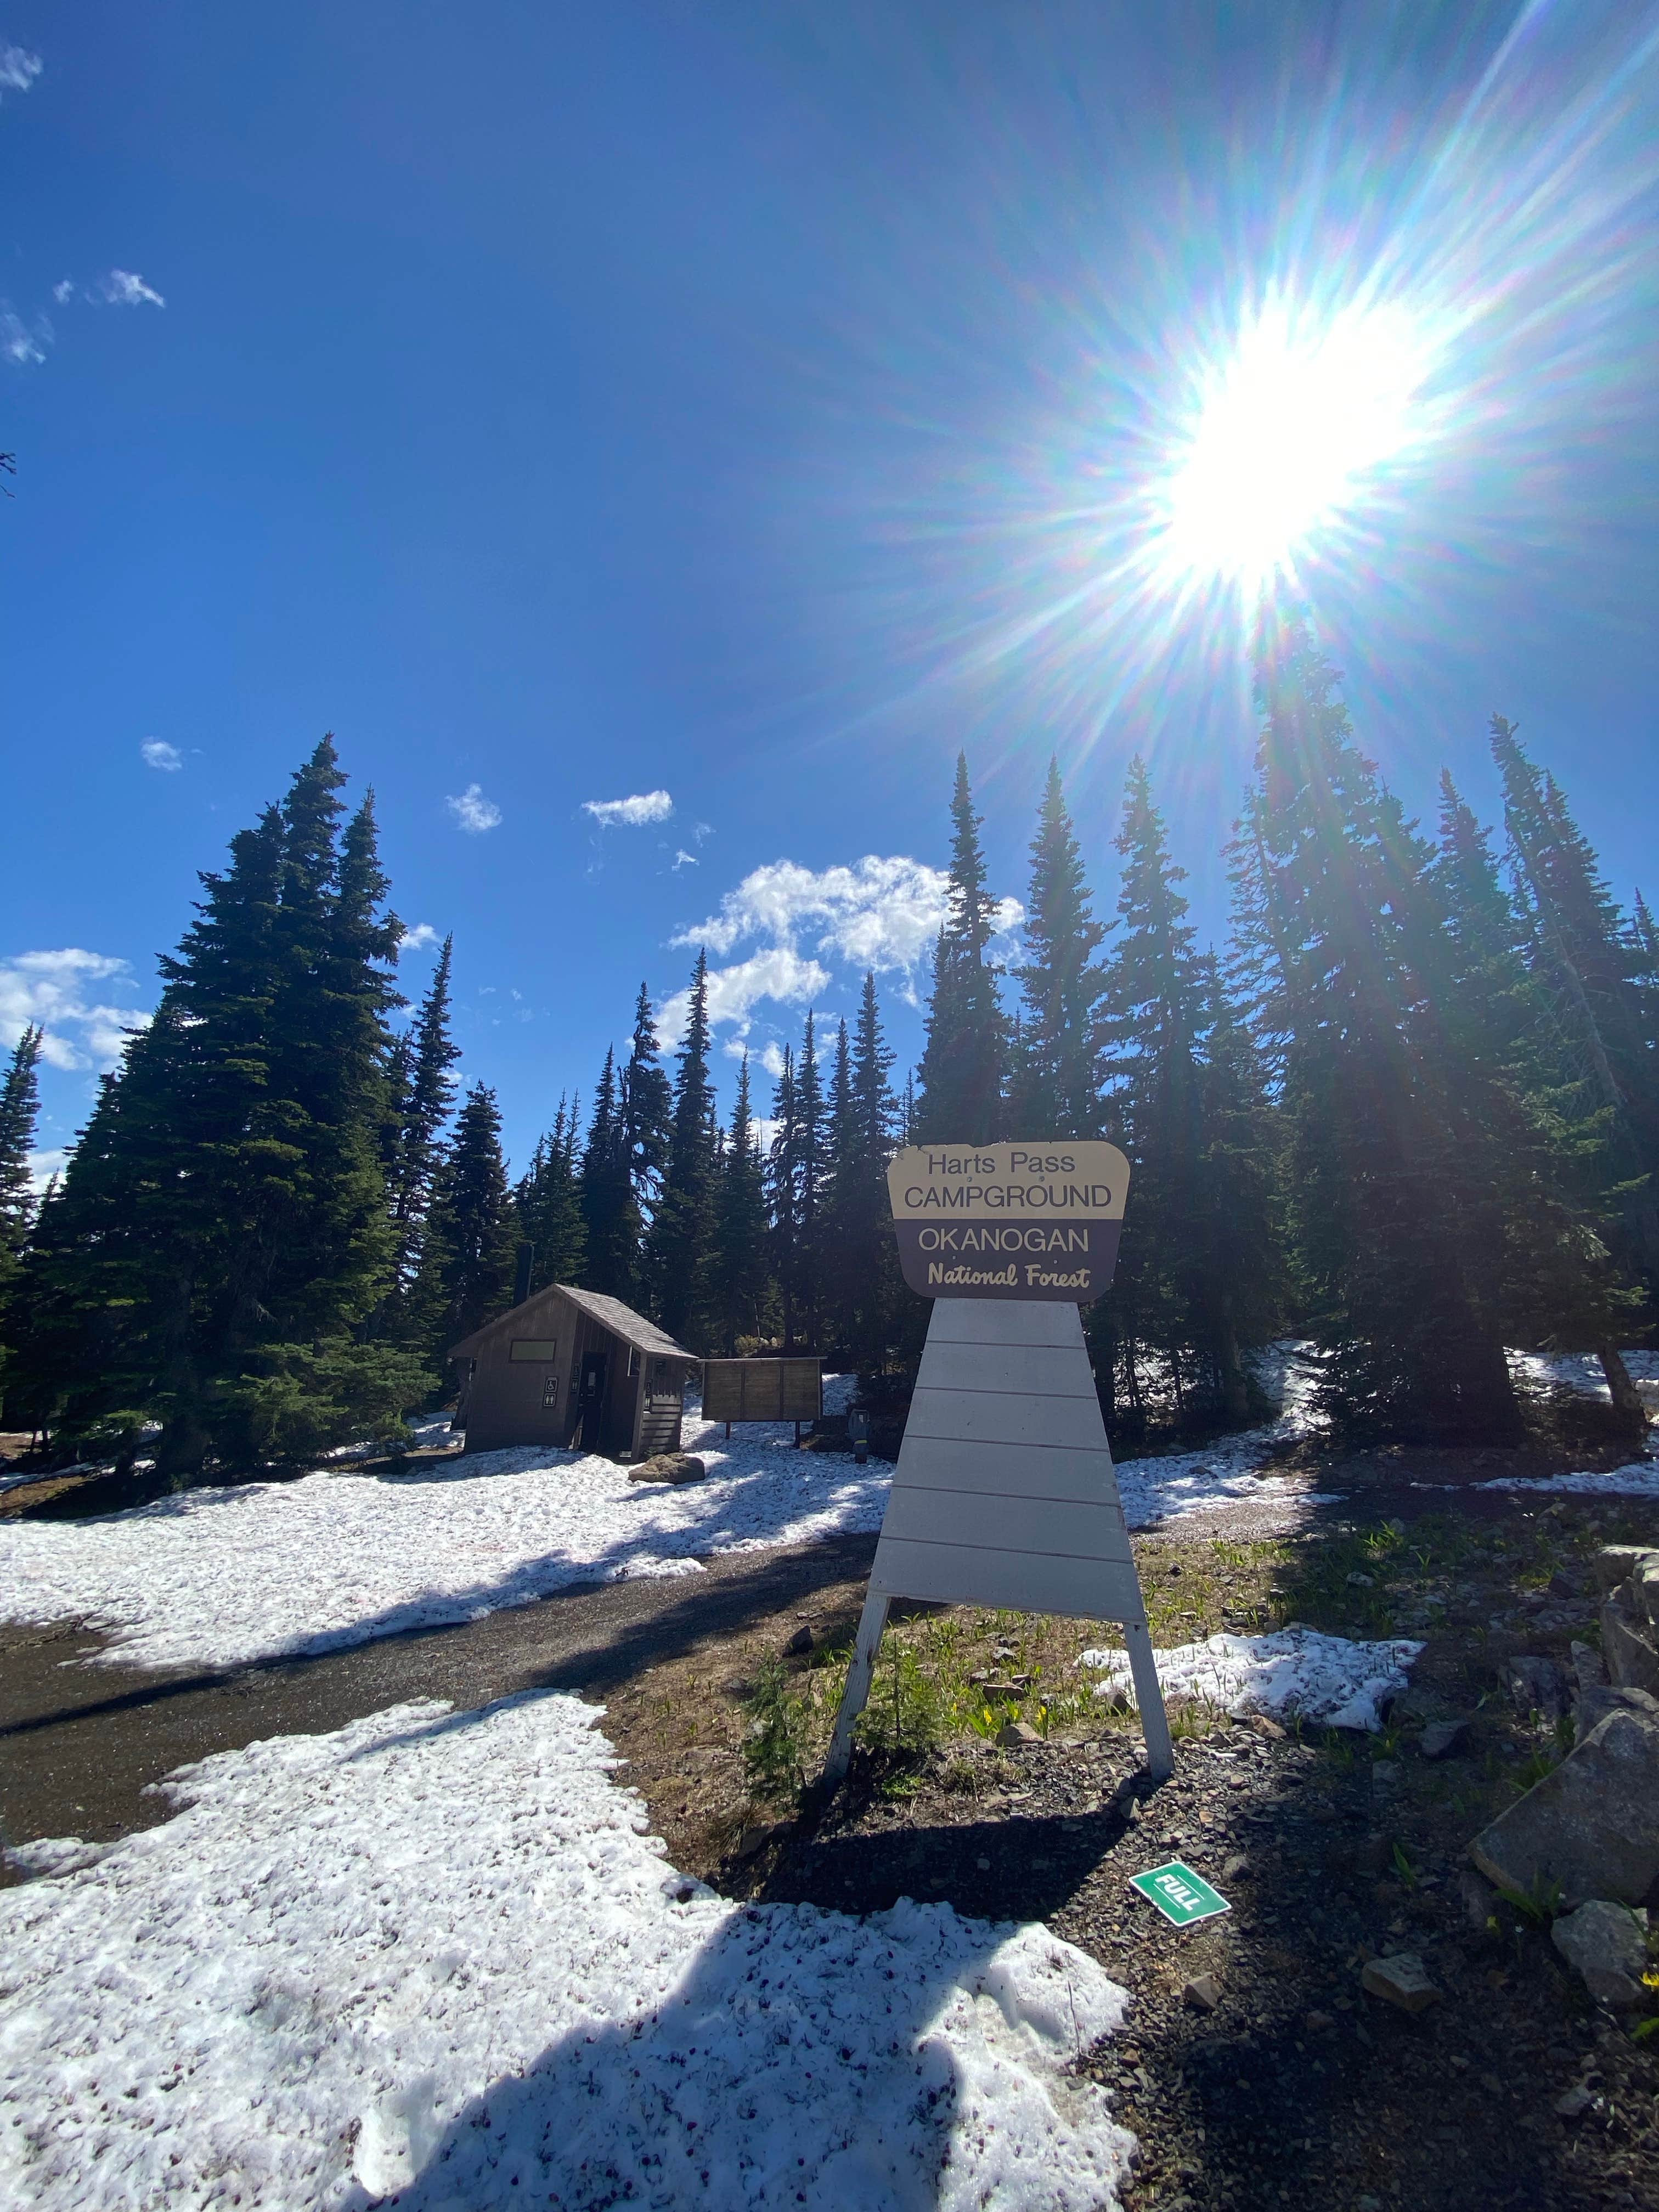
<box><xmin>823</xmin><ymin>1143</ymin><xmax>1172</xmax><ymax>1785</ymax></box>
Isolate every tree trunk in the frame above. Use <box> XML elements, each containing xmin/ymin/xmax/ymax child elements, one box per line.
<box><xmin>1596</xmin><ymin>1343</ymin><xmax>1646</xmax><ymax>1432</ymax></box>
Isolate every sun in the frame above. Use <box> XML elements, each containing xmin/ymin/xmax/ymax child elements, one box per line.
<box><xmin>1158</xmin><ymin>297</ymin><xmax>1431</xmax><ymax>596</ymax></box>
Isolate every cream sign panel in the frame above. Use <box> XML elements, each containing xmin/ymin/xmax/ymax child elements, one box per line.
<box><xmin>885</xmin><ymin>1141</ymin><xmax>1130</xmax><ymax>1302</ymax></box>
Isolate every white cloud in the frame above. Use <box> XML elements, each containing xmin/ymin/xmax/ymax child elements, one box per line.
<box><xmin>0</xmin><ymin>950</ymin><xmax>150</xmax><ymax>1071</ymax></box>
<box><xmin>672</xmin><ymin>848</ymin><xmax>698</xmax><ymax>869</ymax></box>
<box><xmin>97</xmin><ymin>269</ymin><xmax>165</xmax><ymax>309</ymax></box>
<box><xmin>398</xmin><ymin>923</ymin><xmax>441</xmax><ymax>953</ymax></box>
<box><xmin>673</xmin><ymin>855</ymin><xmax>1023</xmax><ymax>999</ymax></box>
<box><xmin>0</xmin><ymin>43</ymin><xmax>41</xmax><ymax>97</ymax></box>
<box><xmin>1</xmin><ymin>306</ymin><xmax>49</xmax><ymax>365</ymax></box>
<box><xmin>751</xmin><ymin>1115</ymin><xmax>782</xmax><ymax>1153</ymax></box>
<box><xmin>447</xmin><ymin>783</ymin><xmax>502</xmax><ymax>834</ymax></box>
<box><xmin>140</xmin><ymin>738</ymin><xmax>183</xmax><ymax>772</ymax></box>
<box><xmin>51</xmin><ymin>278</ymin><xmax>73</xmax><ymax>305</ymax></box>
<box><xmin>723</xmin><ymin>1036</ymin><xmax>786</xmax><ymax>1079</ymax></box>
<box><xmin>584</xmin><ymin>789</ymin><xmax>673</xmax><ymax>828</ymax></box>
<box><xmin>659</xmin><ymin>946</ymin><xmax>830</xmax><ymax>1049</ymax></box>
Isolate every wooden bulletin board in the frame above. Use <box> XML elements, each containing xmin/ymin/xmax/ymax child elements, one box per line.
<box><xmin>702</xmin><ymin>1357</ymin><xmax>822</xmax><ymax>1424</ymax></box>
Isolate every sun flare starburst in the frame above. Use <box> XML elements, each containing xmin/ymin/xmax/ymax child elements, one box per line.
<box><xmin>1156</xmin><ymin>298</ymin><xmax>1435</xmax><ymax>599</ymax></box>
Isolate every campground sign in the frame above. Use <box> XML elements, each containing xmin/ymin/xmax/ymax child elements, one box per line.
<box><xmin>886</xmin><ymin>1142</ymin><xmax>1130</xmax><ymax>1302</ymax></box>
<box><xmin>822</xmin><ymin>1137</ymin><xmax>1171</xmax><ymax>1788</ymax></box>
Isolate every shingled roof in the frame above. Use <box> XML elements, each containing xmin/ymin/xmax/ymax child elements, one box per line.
<box><xmin>448</xmin><ymin>1282</ymin><xmax>699</xmax><ymax>1365</ymax></box>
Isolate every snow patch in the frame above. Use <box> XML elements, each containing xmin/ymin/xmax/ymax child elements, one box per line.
<box><xmin>0</xmin><ymin>1690</ymin><xmax>1136</xmax><ymax>2211</ymax></box>
<box><xmin>1472</xmin><ymin>1462</ymin><xmax>1659</xmax><ymax>1500</ymax></box>
<box><xmin>1081</xmin><ymin>1627</ymin><xmax>1422</xmax><ymax>1733</ymax></box>
<box><xmin>0</xmin><ymin>1433</ymin><xmax>891</xmax><ymax>1672</ymax></box>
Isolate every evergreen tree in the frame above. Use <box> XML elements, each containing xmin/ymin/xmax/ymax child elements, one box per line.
<box><xmin>1429</xmin><ymin>772</ymin><xmax>1643</xmax><ymax>1421</ymax></box>
<box><xmin>1491</xmin><ymin>715</ymin><xmax>1659</xmax><ymax>1283</ymax></box>
<box><xmin>1097</xmin><ymin>757</ymin><xmax>1207</xmax><ymax>1425</ymax></box>
<box><xmin>620</xmin><ymin>983</ymin><xmax>673</xmax><ymax>1238</ymax></box>
<box><xmin>647</xmin><ymin>952</ymin><xmax>720</xmax><ymax>1347</ymax></box>
<box><xmin>385</xmin><ymin>935</ymin><xmax>460</xmax><ymax>1310</ymax></box>
<box><xmin>1187</xmin><ymin>958</ymin><xmax>1286</xmax><ymax>1424</ymax></box>
<box><xmin>839</xmin><ymin>973</ymin><xmax>902</xmax><ymax>1374</ymax></box>
<box><xmin>793</xmin><ymin>1011</ymin><xmax>826</xmax><ymax>1346</ymax></box>
<box><xmin>915</xmin><ymin>754</ymin><xmax>1007</xmax><ymax>1144</ymax></box>
<box><xmin>579</xmin><ymin>1048</ymin><xmax>636</xmax><ymax>1298</ymax></box>
<box><xmin>1012</xmin><ymin>757</ymin><xmax>1105</xmax><ymax>1138</ymax></box>
<box><xmin>420</xmin><ymin>1082</ymin><xmax>517</xmax><ymax>1356</ymax></box>
<box><xmin>515</xmin><ymin>1093</ymin><xmax>588</xmax><ymax>1295</ymax></box>
<box><xmin>712</xmin><ymin>1053</ymin><xmax>771</xmax><ymax>1351</ymax></box>
<box><xmin>0</xmin><ymin>1025</ymin><xmax>43</xmax><ymax>1279</ymax></box>
<box><xmin>0</xmin><ymin>1024</ymin><xmax>43</xmax><ymax>1397</ymax></box>
<box><xmin>766</xmin><ymin>1045</ymin><xmax>802</xmax><ymax>1347</ymax></box>
<box><xmin>11</xmin><ymin>741</ymin><xmax>424</xmax><ymax>1470</ymax></box>
<box><xmin>1231</xmin><ymin>619</ymin><xmax>1522</xmax><ymax>1441</ymax></box>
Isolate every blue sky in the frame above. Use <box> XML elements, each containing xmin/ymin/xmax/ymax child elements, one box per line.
<box><xmin>4</xmin><ymin>1</ymin><xmax>1657</xmax><ymax>1176</ymax></box>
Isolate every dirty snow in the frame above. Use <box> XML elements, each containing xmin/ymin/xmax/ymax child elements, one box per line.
<box><xmin>1081</xmin><ymin>1627</ymin><xmax>1423</xmax><ymax>1733</ymax></box>
<box><xmin>1472</xmin><ymin>1462</ymin><xmax>1659</xmax><ymax>1500</ymax></box>
<box><xmin>0</xmin><ymin>1431</ymin><xmax>894</xmax><ymax>1672</ymax></box>
<box><xmin>0</xmin><ymin>1690</ymin><xmax>1135</xmax><ymax>2212</ymax></box>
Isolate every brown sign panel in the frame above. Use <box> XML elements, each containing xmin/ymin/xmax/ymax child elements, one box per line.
<box><xmin>885</xmin><ymin>1142</ymin><xmax>1130</xmax><ymax>1302</ymax></box>
<box><xmin>702</xmin><ymin>1356</ymin><xmax>823</xmax><ymax>1424</ymax></box>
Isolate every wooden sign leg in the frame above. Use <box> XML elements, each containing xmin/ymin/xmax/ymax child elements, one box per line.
<box><xmin>1122</xmin><ymin>1618</ymin><xmax>1175</xmax><ymax>1780</ymax></box>
<box><xmin>823</xmin><ymin>1588</ymin><xmax>890</xmax><ymax>1785</ymax></box>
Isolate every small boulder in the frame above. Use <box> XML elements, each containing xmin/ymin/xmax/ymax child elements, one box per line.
<box><xmin>1470</xmin><ymin>1704</ymin><xmax>1659</xmax><ymax>1908</ymax></box>
<box><xmin>997</xmin><ymin>1719</ymin><xmax>1041</xmax><ymax>1748</ymax></box>
<box><xmin>1554</xmin><ymin>2083</ymin><xmax>1598</xmax><ymax>2121</ymax></box>
<box><xmin>627</xmin><ymin>1453</ymin><xmax>707</xmax><ymax>1486</ymax></box>
<box><xmin>1589</xmin><ymin>1544</ymin><xmax>1653</xmax><ymax>1596</ymax></box>
<box><xmin>732</xmin><ymin>1820</ymin><xmax>791</xmax><ymax>1863</ymax></box>
<box><xmin>783</xmin><ymin>1623</ymin><xmax>814</xmax><ymax>1657</ymax></box>
<box><xmin>1576</xmin><ymin>1681</ymin><xmax>1659</xmax><ymax>1742</ymax></box>
<box><xmin>1550</xmin><ymin>1899</ymin><xmax>1650</xmax><ymax>2010</ymax></box>
<box><xmin>1502</xmin><ymin>1655</ymin><xmax>1568</xmax><ymax>1722</ymax></box>
<box><xmin>1361</xmin><ymin>1953</ymin><xmax>1438</xmax><ymax>2013</ymax></box>
<box><xmin>1601</xmin><ymin>1599</ymin><xmax>1659</xmax><ymax>1696</ymax></box>
<box><xmin>1182</xmin><ymin>1973</ymin><xmax>1222</xmax><ymax>2011</ymax></box>
<box><xmin>1420</xmin><ymin>1718</ymin><xmax>1470</xmax><ymax>1762</ymax></box>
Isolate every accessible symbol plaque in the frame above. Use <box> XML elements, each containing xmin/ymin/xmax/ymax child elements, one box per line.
<box><xmin>886</xmin><ymin>1141</ymin><xmax>1130</xmax><ymax>1302</ymax></box>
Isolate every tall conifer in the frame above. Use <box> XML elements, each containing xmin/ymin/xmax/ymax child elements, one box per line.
<box><xmin>648</xmin><ymin>952</ymin><xmax>719</xmax><ymax>1347</ymax></box>
<box><xmin>712</xmin><ymin>1054</ymin><xmax>771</xmax><ymax>1351</ymax></box>
<box><xmin>420</xmin><ymin>1082</ymin><xmax>517</xmax><ymax>1357</ymax></box>
<box><xmin>1013</xmin><ymin>758</ymin><xmax>1105</xmax><ymax>1138</ymax></box>
<box><xmin>915</xmin><ymin>755</ymin><xmax>1007</xmax><ymax>1144</ymax></box>
<box><xmin>1231</xmin><ymin>619</ymin><xmax>1521</xmax><ymax>1440</ymax></box>
<box><xmin>579</xmin><ymin>1049</ymin><xmax>636</xmax><ymax>1299</ymax></box>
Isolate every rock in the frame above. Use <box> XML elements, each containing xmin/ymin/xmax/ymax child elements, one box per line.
<box><xmin>1576</xmin><ymin>1681</ymin><xmax>1659</xmax><ymax>1742</ymax></box>
<box><xmin>1502</xmin><ymin>1655</ymin><xmax>1568</xmax><ymax>1722</ymax></box>
<box><xmin>1634</xmin><ymin>1554</ymin><xmax>1659</xmax><ymax>1630</ymax></box>
<box><xmin>1550</xmin><ymin>1900</ymin><xmax>1651</xmax><ymax>2010</ymax></box>
<box><xmin>1246</xmin><ymin>1713</ymin><xmax>1286</xmax><ymax>1740</ymax></box>
<box><xmin>1221</xmin><ymin>1853</ymin><xmax>1250</xmax><ymax>1881</ymax></box>
<box><xmin>1601</xmin><ymin>1600</ymin><xmax>1659</xmax><ymax>1695</ymax></box>
<box><xmin>997</xmin><ymin>1719</ymin><xmax>1041</xmax><ymax>1748</ymax></box>
<box><xmin>1589</xmin><ymin>1544</ymin><xmax>1653</xmax><ymax>1596</ymax></box>
<box><xmin>1370</xmin><ymin>1760</ymin><xmax>1402</xmax><ymax>1791</ymax></box>
<box><xmin>1571</xmin><ymin>1640</ymin><xmax>1608</xmax><ymax>1695</ymax></box>
<box><xmin>1305</xmin><ymin>2009</ymin><xmax>1334</xmax><ymax>2031</ymax></box>
<box><xmin>1554</xmin><ymin>2084</ymin><xmax>1597</xmax><ymax>2120</ymax></box>
<box><xmin>1548</xmin><ymin>1568</ymin><xmax>1584</xmax><ymax>1600</ymax></box>
<box><xmin>1361</xmin><ymin>1953</ymin><xmax>1439</xmax><ymax>2013</ymax></box>
<box><xmin>732</xmin><ymin>1820</ymin><xmax>791</xmax><ymax>1863</ymax></box>
<box><xmin>1457</xmin><ymin>1870</ymin><xmax>1497</xmax><ymax>1932</ymax></box>
<box><xmin>783</xmin><ymin>1624</ymin><xmax>814</xmax><ymax>1657</ymax></box>
<box><xmin>1182</xmin><ymin>1973</ymin><xmax>1222</xmax><ymax>2011</ymax></box>
<box><xmin>1470</xmin><ymin>1705</ymin><xmax>1659</xmax><ymax>1908</ymax></box>
<box><xmin>627</xmin><ymin>1452</ymin><xmax>707</xmax><ymax>1485</ymax></box>
<box><xmin>1420</xmin><ymin>1718</ymin><xmax>1470</xmax><ymax>1761</ymax></box>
